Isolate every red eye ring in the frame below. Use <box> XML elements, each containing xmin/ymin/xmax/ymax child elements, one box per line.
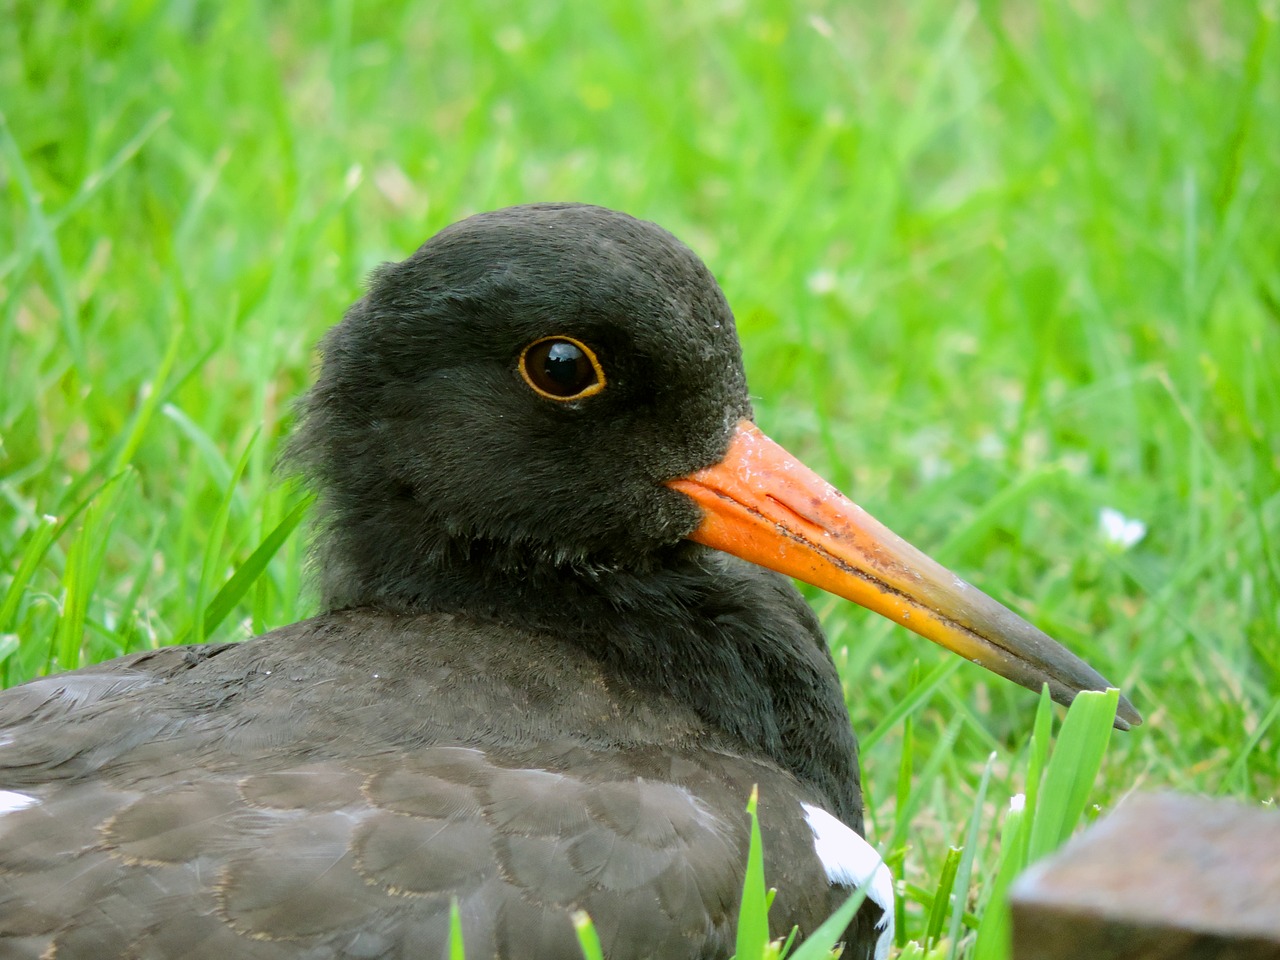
<box><xmin>519</xmin><ymin>336</ymin><xmax>606</xmax><ymax>401</ymax></box>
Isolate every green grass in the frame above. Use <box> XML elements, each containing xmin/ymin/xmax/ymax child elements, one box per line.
<box><xmin>3</xmin><ymin>0</ymin><xmax>1278</xmax><ymax>955</ymax></box>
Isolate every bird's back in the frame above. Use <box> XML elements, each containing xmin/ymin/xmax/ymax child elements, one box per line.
<box><xmin>0</xmin><ymin>609</ymin><xmax>880</xmax><ymax>960</ymax></box>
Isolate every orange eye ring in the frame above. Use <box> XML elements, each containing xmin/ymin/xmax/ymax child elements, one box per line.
<box><xmin>519</xmin><ymin>336</ymin><xmax>607</xmax><ymax>401</ymax></box>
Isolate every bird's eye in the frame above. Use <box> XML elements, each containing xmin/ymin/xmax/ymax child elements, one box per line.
<box><xmin>519</xmin><ymin>336</ymin><xmax>606</xmax><ymax>401</ymax></box>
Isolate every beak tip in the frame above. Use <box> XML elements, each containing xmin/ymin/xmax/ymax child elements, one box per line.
<box><xmin>1116</xmin><ymin>693</ymin><xmax>1143</xmax><ymax>730</ymax></box>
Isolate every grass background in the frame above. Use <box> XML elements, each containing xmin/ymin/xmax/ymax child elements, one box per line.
<box><xmin>3</xmin><ymin>0</ymin><xmax>1278</xmax><ymax>954</ymax></box>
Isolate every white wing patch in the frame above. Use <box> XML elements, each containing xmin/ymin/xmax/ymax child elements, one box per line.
<box><xmin>801</xmin><ymin>803</ymin><xmax>895</xmax><ymax>960</ymax></box>
<box><xmin>0</xmin><ymin>790</ymin><xmax>37</xmax><ymax>815</ymax></box>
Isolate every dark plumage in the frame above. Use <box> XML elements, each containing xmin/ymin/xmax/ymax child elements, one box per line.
<box><xmin>0</xmin><ymin>203</ymin><xmax>1134</xmax><ymax>960</ymax></box>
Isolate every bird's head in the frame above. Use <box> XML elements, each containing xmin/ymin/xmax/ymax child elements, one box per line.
<box><xmin>291</xmin><ymin>203</ymin><xmax>748</xmax><ymax>569</ymax></box>
<box><xmin>290</xmin><ymin>202</ymin><xmax>1139</xmax><ymax>728</ymax></box>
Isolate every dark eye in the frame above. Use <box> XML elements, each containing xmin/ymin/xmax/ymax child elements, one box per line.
<box><xmin>519</xmin><ymin>336</ymin><xmax>605</xmax><ymax>401</ymax></box>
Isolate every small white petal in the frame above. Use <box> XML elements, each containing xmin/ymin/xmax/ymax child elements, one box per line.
<box><xmin>1099</xmin><ymin>507</ymin><xmax>1146</xmax><ymax>549</ymax></box>
<box><xmin>806</xmin><ymin>269</ymin><xmax>837</xmax><ymax>295</ymax></box>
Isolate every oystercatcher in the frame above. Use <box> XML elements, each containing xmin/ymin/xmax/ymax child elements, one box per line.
<box><xmin>0</xmin><ymin>204</ymin><xmax>1137</xmax><ymax>960</ymax></box>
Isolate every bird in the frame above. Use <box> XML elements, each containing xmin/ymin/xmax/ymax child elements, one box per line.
<box><xmin>0</xmin><ymin>203</ymin><xmax>1138</xmax><ymax>960</ymax></box>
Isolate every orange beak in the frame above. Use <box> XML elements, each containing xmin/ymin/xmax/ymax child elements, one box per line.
<box><xmin>667</xmin><ymin>421</ymin><xmax>1140</xmax><ymax>730</ymax></box>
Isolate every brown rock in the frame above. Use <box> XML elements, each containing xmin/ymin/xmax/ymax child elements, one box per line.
<box><xmin>1011</xmin><ymin>792</ymin><xmax>1280</xmax><ymax>959</ymax></box>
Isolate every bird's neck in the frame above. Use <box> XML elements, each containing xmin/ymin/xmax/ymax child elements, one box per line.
<box><xmin>320</xmin><ymin>532</ymin><xmax>863</xmax><ymax>828</ymax></box>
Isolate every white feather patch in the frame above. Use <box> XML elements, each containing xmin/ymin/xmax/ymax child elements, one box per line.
<box><xmin>801</xmin><ymin>803</ymin><xmax>895</xmax><ymax>960</ymax></box>
<box><xmin>0</xmin><ymin>790</ymin><xmax>37</xmax><ymax>815</ymax></box>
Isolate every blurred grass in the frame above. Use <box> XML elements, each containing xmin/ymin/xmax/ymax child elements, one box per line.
<box><xmin>2</xmin><ymin>0</ymin><xmax>1278</xmax><ymax>954</ymax></box>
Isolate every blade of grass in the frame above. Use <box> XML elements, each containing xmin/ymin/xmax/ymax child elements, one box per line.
<box><xmin>110</xmin><ymin>318</ymin><xmax>187</xmax><ymax>474</ymax></box>
<box><xmin>901</xmin><ymin>883</ymin><xmax>980</xmax><ymax>931</ymax></box>
<box><xmin>892</xmin><ymin>659</ymin><xmax>920</xmax><ymax>948</ymax></box>
<box><xmin>1026</xmin><ymin>689</ymin><xmax>1120</xmax><ymax>862</ymax></box>
<box><xmin>971</xmin><ymin>689</ymin><xmax>1122</xmax><ymax>960</ymax></box>
<box><xmin>861</xmin><ymin>658</ymin><xmax>961</xmax><ymax>751</ymax></box>
<box><xmin>736</xmin><ymin>785</ymin><xmax>771</xmax><ymax>960</ymax></box>
<box><xmin>0</xmin><ymin>514</ymin><xmax>59</xmax><ymax>635</ymax></box>
<box><xmin>784</xmin><ymin>883</ymin><xmax>871</xmax><ymax>960</ymax></box>
<box><xmin>924</xmin><ymin>846</ymin><xmax>962</xmax><ymax>950</ymax></box>
<box><xmin>0</xmin><ymin>110</ymin><xmax>84</xmax><ymax>374</ymax></box>
<box><xmin>573</xmin><ymin>910</ymin><xmax>605</xmax><ymax>960</ymax></box>
<box><xmin>888</xmin><ymin>716</ymin><xmax>964</xmax><ymax>853</ymax></box>
<box><xmin>944</xmin><ymin>752</ymin><xmax>996</xmax><ymax>960</ymax></box>
<box><xmin>1018</xmin><ymin>688</ymin><xmax>1055</xmax><ymax>866</ymax></box>
<box><xmin>53</xmin><ymin>471</ymin><xmax>132</xmax><ymax>672</ymax></box>
<box><xmin>449</xmin><ymin>899</ymin><xmax>466</xmax><ymax>960</ymax></box>
<box><xmin>172</xmin><ymin>493</ymin><xmax>310</xmax><ymax>645</ymax></box>
<box><xmin>1224</xmin><ymin>696</ymin><xmax>1280</xmax><ymax>797</ymax></box>
<box><xmin>970</xmin><ymin>796</ymin><xmax>1028</xmax><ymax>960</ymax></box>
<box><xmin>162</xmin><ymin>403</ymin><xmax>236</xmax><ymax>492</ymax></box>
<box><xmin>191</xmin><ymin>429</ymin><xmax>260</xmax><ymax>645</ymax></box>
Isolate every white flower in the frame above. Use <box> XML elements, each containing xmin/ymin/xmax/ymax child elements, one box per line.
<box><xmin>806</xmin><ymin>269</ymin><xmax>837</xmax><ymax>295</ymax></box>
<box><xmin>1099</xmin><ymin>507</ymin><xmax>1146</xmax><ymax>550</ymax></box>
